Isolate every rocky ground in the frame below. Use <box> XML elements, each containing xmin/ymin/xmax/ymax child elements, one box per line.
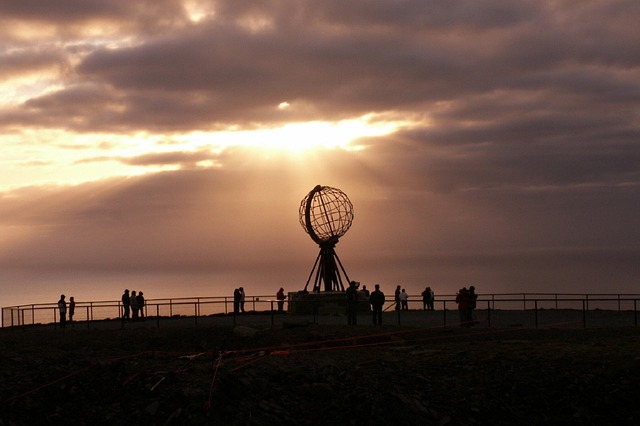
<box><xmin>1</xmin><ymin>322</ymin><xmax>640</xmax><ymax>425</ymax></box>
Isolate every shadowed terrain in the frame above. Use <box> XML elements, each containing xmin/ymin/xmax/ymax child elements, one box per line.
<box><xmin>1</xmin><ymin>324</ymin><xmax>640</xmax><ymax>425</ymax></box>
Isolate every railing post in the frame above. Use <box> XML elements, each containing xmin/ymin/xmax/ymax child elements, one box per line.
<box><xmin>582</xmin><ymin>300</ymin><xmax>586</xmax><ymax>328</ymax></box>
<box><xmin>586</xmin><ymin>294</ymin><xmax>589</xmax><ymax>311</ymax></box>
<box><xmin>53</xmin><ymin>307</ymin><xmax>57</xmax><ymax>330</ymax></box>
<box><xmin>31</xmin><ymin>304</ymin><xmax>35</xmax><ymax>325</ymax></box>
<box><xmin>555</xmin><ymin>294</ymin><xmax>558</xmax><ymax>310</ymax></box>
<box><xmin>271</xmin><ymin>301</ymin><xmax>274</xmax><ymax>325</ymax></box>
<box><xmin>86</xmin><ymin>306</ymin><xmax>90</xmax><ymax>329</ymax></box>
<box><xmin>534</xmin><ymin>300</ymin><xmax>538</xmax><ymax>328</ymax></box>
<box><xmin>487</xmin><ymin>300</ymin><xmax>491</xmax><ymax>327</ymax></box>
<box><xmin>170</xmin><ymin>299</ymin><xmax>173</xmax><ymax>317</ymax></box>
<box><xmin>156</xmin><ymin>304</ymin><xmax>160</xmax><ymax>328</ymax></box>
<box><xmin>194</xmin><ymin>303</ymin><xmax>198</xmax><ymax>327</ymax></box>
<box><xmin>523</xmin><ymin>294</ymin><xmax>526</xmax><ymax>311</ymax></box>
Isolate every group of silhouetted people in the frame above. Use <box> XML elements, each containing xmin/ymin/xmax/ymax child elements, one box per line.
<box><xmin>121</xmin><ymin>289</ymin><xmax>145</xmax><ymax>321</ymax></box>
<box><xmin>346</xmin><ymin>281</ymin><xmax>422</xmax><ymax>325</ymax></box>
<box><xmin>57</xmin><ymin>294</ymin><xmax>75</xmax><ymax>328</ymax></box>
<box><xmin>345</xmin><ymin>283</ymin><xmax>479</xmax><ymax>326</ymax></box>
<box><xmin>233</xmin><ymin>287</ymin><xmax>246</xmax><ymax>314</ymax></box>
<box><xmin>455</xmin><ymin>286</ymin><xmax>478</xmax><ymax>327</ymax></box>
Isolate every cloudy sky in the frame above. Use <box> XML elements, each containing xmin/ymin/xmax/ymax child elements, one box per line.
<box><xmin>2</xmin><ymin>0</ymin><xmax>640</xmax><ymax>307</ymax></box>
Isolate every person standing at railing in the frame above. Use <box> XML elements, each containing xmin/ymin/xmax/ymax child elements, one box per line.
<box><xmin>455</xmin><ymin>287</ymin><xmax>470</xmax><ymax>327</ymax></box>
<box><xmin>394</xmin><ymin>285</ymin><xmax>401</xmax><ymax>311</ymax></box>
<box><xmin>239</xmin><ymin>287</ymin><xmax>246</xmax><ymax>313</ymax></box>
<box><xmin>130</xmin><ymin>290</ymin><xmax>139</xmax><ymax>320</ymax></box>
<box><xmin>369</xmin><ymin>284</ymin><xmax>385</xmax><ymax>325</ymax></box>
<box><xmin>121</xmin><ymin>289</ymin><xmax>131</xmax><ymax>321</ymax></box>
<box><xmin>361</xmin><ymin>285</ymin><xmax>370</xmax><ymax>298</ymax></box>
<box><xmin>428</xmin><ymin>287</ymin><xmax>435</xmax><ymax>310</ymax></box>
<box><xmin>68</xmin><ymin>296</ymin><xmax>76</xmax><ymax>324</ymax></box>
<box><xmin>276</xmin><ymin>287</ymin><xmax>286</xmax><ymax>313</ymax></box>
<box><xmin>468</xmin><ymin>286</ymin><xmax>478</xmax><ymax>325</ymax></box>
<box><xmin>422</xmin><ymin>286</ymin><xmax>434</xmax><ymax>310</ymax></box>
<box><xmin>136</xmin><ymin>291</ymin><xmax>145</xmax><ymax>319</ymax></box>
<box><xmin>233</xmin><ymin>288</ymin><xmax>241</xmax><ymax>314</ymax></box>
<box><xmin>400</xmin><ymin>288</ymin><xmax>409</xmax><ymax>310</ymax></box>
<box><xmin>57</xmin><ymin>295</ymin><xmax>67</xmax><ymax>328</ymax></box>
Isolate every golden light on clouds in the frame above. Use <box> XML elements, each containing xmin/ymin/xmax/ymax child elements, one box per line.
<box><xmin>182</xmin><ymin>115</ymin><xmax>405</xmax><ymax>153</ymax></box>
<box><xmin>0</xmin><ymin>115</ymin><xmax>409</xmax><ymax>191</ymax></box>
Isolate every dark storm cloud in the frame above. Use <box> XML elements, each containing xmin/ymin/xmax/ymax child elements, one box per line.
<box><xmin>0</xmin><ymin>0</ymin><xmax>188</xmax><ymax>38</ymax></box>
<box><xmin>2</xmin><ymin>0</ymin><xmax>638</xmax><ymax>132</ymax></box>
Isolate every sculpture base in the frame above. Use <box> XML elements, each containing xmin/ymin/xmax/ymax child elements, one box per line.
<box><xmin>288</xmin><ymin>291</ymin><xmax>370</xmax><ymax>315</ymax></box>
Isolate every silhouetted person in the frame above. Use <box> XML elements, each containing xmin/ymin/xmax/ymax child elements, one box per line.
<box><xmin>394</xmin><ymin>285</ymin><xmax>401</xmax><ymax>311</ymax></box>
<box><xmin>130</xmin><ymin>290</ymin><xmax>139</xmax><ymax>320</ymax></box>
<box><xmin>233</xmin><ymin>288</ymin><xmax>241</xmax><ymax>314</ymax></box>
<box><xmin>400</xmin><ymin>288</ymin><xmax>409</xmax><ymax>310</ymax></box>
<box><xmin>136</xmin><ymin>291</ymin><xmax>145</xmax><ymax>319</ymax></box>
<box><xmin>346</xmin><ymin>281</ymin><xmax>359</xmax><ymax>325</ymax></box>
<box><xmin>276</xmin><ymin>287</ymin><xmax>286</xmax><ymax>313</ymax></box>
<box><xmin>239</xmin><ymin>287</ymin><xmax>246</xmax><ymax>313</ymax></box>
<box><xmin>421</xmin><ymin>287</ymin><xmax>429</xmax><ymax>310</ymax></box>
<box><xmin>121</xmin><ymin>289</ymin><xmax>130</xmax><ymax>321</ymax></box>
<box><xmin>455</xmin><ymin>287</ymin><xmax>470</xmax><ymax>327</ymax></box>
<box><xmin>68</xmin><ymin>296</ymin><xmax>75</xmax><ymax>324</ymax></box>
<box><xmin>57</xmin><ymin>295</ymin><xmax>66</xmax><ymax>328</ymax></box>
<box><xmin>369</xmin><ymin>284</ymin><xmax>385</xmax><ymax>325</ymax></box>
<box><xmin>468</xmin><ymin>285</ymin><xmax>478</xmax><ymax>325</ymax></box>
<box><xmin>361</xmin><ymin>285</ymin><xmax>370</xmax><ymax>298</ymax></box>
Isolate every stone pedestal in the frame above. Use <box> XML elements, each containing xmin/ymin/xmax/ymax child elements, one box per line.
<box><xmin>287</xmin><ymin>291</ymin><xmax>370</xmax><ymax>315</ymax></box>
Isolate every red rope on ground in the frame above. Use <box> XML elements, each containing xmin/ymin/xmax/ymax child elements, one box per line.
<box><xmin>206</xmin><ymin>352</ymin><xmax>224</xmax><ymax>415</ymax></box>
<box><xmin>2</xmin><ymin>365</ymin><xmax>93</xmax><ymax>404</ymax></box>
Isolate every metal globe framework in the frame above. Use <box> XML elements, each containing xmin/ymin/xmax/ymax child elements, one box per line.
<box><xmin>299</xmin><ymin>185</ymin><xmax>354</xmax><ymax>292</ymax></box>
<box><xmin>298</xmin><ymin>185</ymin><xmax>354</xmax><ymax>244</ymax></box>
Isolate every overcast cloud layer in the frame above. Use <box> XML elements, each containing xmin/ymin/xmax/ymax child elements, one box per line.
<box><xmin>1</xmin><ymin>0</ymin><xmax>640</xmax><ymax>306</ymax></box>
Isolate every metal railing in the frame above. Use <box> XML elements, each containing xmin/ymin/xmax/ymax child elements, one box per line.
<box><xmin>3</xmin><ymin>293</ymin><xmax>640</xmax><ymax>330</ymax></box>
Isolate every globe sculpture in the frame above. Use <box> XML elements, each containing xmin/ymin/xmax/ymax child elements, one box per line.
<box><xmin>299</xmin><ymin>185</ymin><xmax>354</xmax><ymax>292</ymax></box>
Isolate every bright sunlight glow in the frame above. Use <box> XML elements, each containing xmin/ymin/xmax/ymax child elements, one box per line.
<box><xmin>1</xmin><ymin>115</ymin><xmax>412</xmax><ymax>191</ymax></box>
<box><xmin>182</xmin><ymin>115</ymin><xmax>404</xmax><ymax>154</ymax></box>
